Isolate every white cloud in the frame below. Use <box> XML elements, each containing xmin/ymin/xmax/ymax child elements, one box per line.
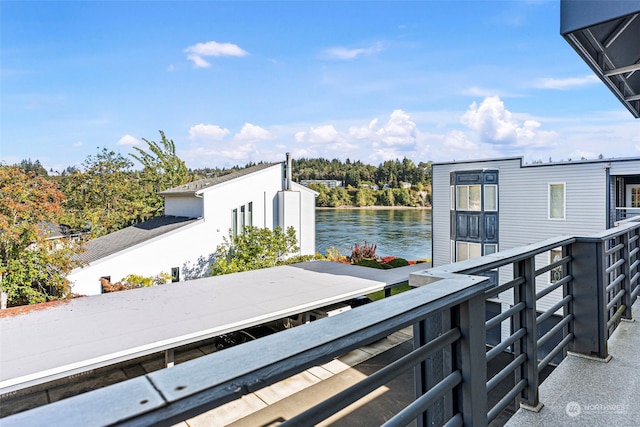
<box><xmin>234</xmin><ymin>123</ymin><xmax>272</xmax><ymax>141</ymax></box>
<box><xmin>461</xmin><ymin>96</ymin><xmax>557</xmax><ymax>150</ymax></box>
<box><xmin>295</xmin><ymin>124</ymin><xmax>341</xmax><ymax>144</ymax></box>
<box><xmin>184</xmin><ymin>41</ymin><xmax>248</xmax><ymax>68</ymax></box>
<box><xmin>569</xmin><ymin>149</ymin><xmax>597</xmax><ymax>160</ymax></box>
<box><xmin>322</xmin><ymin>42</ymin><xmax>383</xmax><ymax>60</ymax></box>
<box><xmin>188</xmin><ymin>124</ymin><xmax>230</xmax><ymax>141</ymax></box>
<box><xmin>444</xmin><ymin>130</ymin><xmax>478</xmax><ymax>150</ymax></box>
<box><xmin>72</xmin><ymin>141</ymin><xmax>83</xmax><ymax>147</ymax></box>
<box><xmin>116</xmin><ymin>134</ymin><xmax>140</xmax><ymax>146</ymax></box>
<box><xmin>534</xmin><ymin>75</ymin><xmax>599</xmax><ymax>90</ymax></box>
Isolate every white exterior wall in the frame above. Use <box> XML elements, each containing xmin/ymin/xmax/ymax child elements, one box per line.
<box><xmin>69</xmin><ymin>163</ymin><xmax>318</xmax><ymax>295</ymax></box>
<box><xmin>201</xmin><ymin>164</ymin><xmax>284</xmax><ymax>237</ymax></box>
<box><xmin>68</xmin><ymin>220</ymin><xmax>209</xmax><ymax>295</ymax></box>
<box><xmin>164</xmin><ymin>197</ymin><xmax>203</xmax><ymax>218</ymax></box>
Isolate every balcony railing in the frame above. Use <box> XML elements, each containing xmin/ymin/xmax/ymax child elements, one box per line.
<box><xmin>616</xmin><ymin>207</ymin><xmax>640</xmax><ymax>222</ymax></box>
<box><xmin>5</xmin><ymin>220</ymin><xmax>640</xmax><ymax>427</ymax></box>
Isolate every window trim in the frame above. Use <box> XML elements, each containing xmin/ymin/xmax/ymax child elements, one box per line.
<box><xmin>484</xmin><ymin>185</ymin><xmax>498</xmax><ymax>212</ymax></box>
<box><xmin>548</xmin><ymin>182</ymin><xmax>566</xmax><ymax>220</ymax></box>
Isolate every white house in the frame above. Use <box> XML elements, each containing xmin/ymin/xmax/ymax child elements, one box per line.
<box><xmin>68</xmin><ymin>155</ymin><xmax>317</xmax><ymax>296</ymax></box>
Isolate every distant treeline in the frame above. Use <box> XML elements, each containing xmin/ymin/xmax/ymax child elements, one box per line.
<box><xmin>292</xmin><ymin>157</ymin><xmax>432</xmax><ymax>208</ymax></box>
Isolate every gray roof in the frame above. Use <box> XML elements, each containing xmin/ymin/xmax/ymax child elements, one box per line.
<box><xmin>76</xmin><ymin>216</ymin><xmax>201</xmax><ymax>264</ymax></box>
<box><xmin>0</xmin><ymin>261</ymin><xmax>429</xmax><ymax>392</ymax></box>
<box><xmin>159</xmin><ymin>162</ymin><xmax>281</xmax><ymax>196</ymax></box>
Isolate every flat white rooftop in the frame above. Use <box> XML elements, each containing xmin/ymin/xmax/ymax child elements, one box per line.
<box><xmin>0</xmin><ymin>261</ymin><xmax>428</xmax><ymax>394</ymax></box>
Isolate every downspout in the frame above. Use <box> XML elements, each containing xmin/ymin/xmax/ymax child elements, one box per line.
<box><xmin>604</xmin><ymin>163</ymin><xmax>611</xmax><ymax>228</ymax></box>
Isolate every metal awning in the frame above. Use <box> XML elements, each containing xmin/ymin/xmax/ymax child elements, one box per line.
<box><xmin>561</xmin><ymin>1</ymin><xmax>640</xmax><ymax>118</ymax></box>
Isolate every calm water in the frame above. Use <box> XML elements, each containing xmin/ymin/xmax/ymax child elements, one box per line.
<box><xmin>316</xmin><ymin>208</ymin><xmax>432</xmax><ymax>261</ymax></box>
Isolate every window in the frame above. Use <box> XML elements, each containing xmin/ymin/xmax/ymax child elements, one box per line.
<box><xmin>631</xmin><ymin>186</ymin><xmax>640</xmax><ymax>208</ymax></box>
<box><xmin>240</xmin><ymin>205</ymin><xmax>246</xmax><ymax>229</ymax></box>
<box><xmin>456</xmin><ymin>185</ymin><xmax>481</xmax><ymax>211</ymax></box>
<box><xmin>248</xmin><ymin>202</ymin><xmax>253</xmax><ymax>226</ymax></box>
<box><xmin>549</xmin><ymin>183</ymin><xmax>565</xmax><ymax>220</ymax></box>
<box><xmin>450</xmin><ymin>186</ymin><xmax>455</xmax><ymax>210</ymax></box>
<box><xmin>484</xmin><ymin>244</ymin><xmax>498</xmax><ymax>255</ymax></box>
<box><xmin>550</xmin><ymin>248</ymin><xmax>563</xmax><ymax>283</ymax></box>
<box><xmin>171</xmin><ymin>267</ymin><xmax>180</xmax><ymax>283</ymax></box>
<box><xmin>484</xmin><ymin>185</ymin><xmax>498</xmax><ymax>211</ymax></box>
<box><xmin>456</xmin><ymin>241</ymin><xmax>482</xmax><ymax>262</ymax></box>
<box><xmin>232</xmin><ymin>208</ymin><xmax>238</xmax><ymax>237</ymax></box>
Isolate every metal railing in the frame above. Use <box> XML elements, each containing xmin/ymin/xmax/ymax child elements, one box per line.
<box><xmin>5</xmin><ymin>220</ymin><xmax>640</xmax><ymax>427</ymax></box>
<box><xmin>615</xmin><ymin>207</ymin><xmax>640</xmax><ymax>222</ymax></box>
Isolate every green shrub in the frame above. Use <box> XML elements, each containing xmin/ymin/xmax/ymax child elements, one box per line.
<box><xmin>388</xmin><ymin>258</ymin><xmax>409</xmax><ymax>268</ymax></box>
<box><xmin>356</xmin><ymin>259</ymin><xmax>384</xmax><ymax>269</ymax></box>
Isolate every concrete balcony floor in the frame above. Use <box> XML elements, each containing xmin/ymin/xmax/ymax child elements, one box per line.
<box><xmin>506</xmin><ymin>299</ymin><xmax>640</xmax><ymax>427</ymax></box>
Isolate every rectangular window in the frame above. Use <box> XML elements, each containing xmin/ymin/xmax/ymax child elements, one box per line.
<box><xmin>240</xmin><ymin>205</ymin><xmax>246</xmax><ymax>230</ymax></box>
<box><xmin>456</xmin><ymin>186</ymin><xmax>469</xmax><ymax>210</ymax></box>
<box><xmin>549</xmin><ymin>183</ymin><xmax>565</xmax><ymax>220</ymax></box>
<box><xmin>248</xmin><ymin>202</ymin><xmax>253</xmax><ymax>226</ymax></box>
<box><xmin>450</xmin><ymin>186</ymin><xmax>455</xmax><ymax>210</ymax></box>
<box><xmin>456</xmin><ymin>242</ymin><xmax>482</xmax><ymax>262</ymax></box>
<box><xmin>171</xmin><ymin>267</ymin><xmax>180</xmax><ymax>283</ymax></box>
<box><xmin>232</xmin><ymin>208</ymin><xmax>238</xmax><ymax>237</ymax></box>
<box><xmin>484</xmin><ymin>244</ymin><xmax>498</xmax><ymax>255</ymax></box>
<box><xmin>456</xmin><ymin>185</ymin><xmax>481</xmax><ymax>211</ymax></box>
<box><xmin>484</xmin><ymin>185</ymin><xmax>498</xmax><ymax>211</ymax></box>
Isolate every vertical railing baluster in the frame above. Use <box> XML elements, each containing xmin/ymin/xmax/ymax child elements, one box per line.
<box><xmin>520</xmin><ymin>255</ymin><xmax>541</xmax><ymax>410</ymax></box>
<box><xmin>621</xmin><ymin>230</ymin><xmax>632</xmax><ymax>320</ymax></box>
<box><xmin>458</xmin><ymin>293</ymin><xmax>487</xmax><ymax>426</ymax></box>
<box><xmin>570</xmin><ymin>238</ymin><xmax>608</xmax><ymax>358</ymax></box>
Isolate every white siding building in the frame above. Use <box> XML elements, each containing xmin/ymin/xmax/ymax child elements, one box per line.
<box><xmin>432</xmin><ymin>156</ymin><xmax>640</xmax><ymax>346</ymax></box>
<box><xmin>68</xmin><ymin>157</ymin><xmax>317</xmax><ymax>296</ymax></box>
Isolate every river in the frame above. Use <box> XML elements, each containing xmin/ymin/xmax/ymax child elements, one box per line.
<box><xmin>315</xmin><ymin>208</ymin><xmax>433</xmax><ymax>261</ymax></box>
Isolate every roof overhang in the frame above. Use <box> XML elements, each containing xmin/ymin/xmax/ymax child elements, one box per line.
<box><xmin>561</xmin><ymin>0</ymin><xmax>640</xmax><ymax>118</ymax></box>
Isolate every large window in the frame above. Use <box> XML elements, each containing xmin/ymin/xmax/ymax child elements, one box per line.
<box><xmin>549</xmin><ymin>183</ymin><xmax>565</xmax><ymax>220</ymax></box>
<box><xmin>484</xmin><ymin>185</ymin><xmax>498</xmax><ymax>211</ymax></box>
<box><xmin>232</xmin><ymin>208</ymin><xmax>238</xmax><ymax>237</ymax></box>
<box><xmin>456</xmin><ymin>185</ymin><xmax>481</xmax><ymax>211</ymax></box>
<box><xmin>456</xmin><ymin>241</ymin><xmax>482</xmax><ymax>262</ymax></box>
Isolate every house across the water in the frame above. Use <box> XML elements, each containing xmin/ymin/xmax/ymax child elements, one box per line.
<box><xmin>67</xmin><ymin>155</ymin><xmax>317</xmax><ymax>296</ymax></box>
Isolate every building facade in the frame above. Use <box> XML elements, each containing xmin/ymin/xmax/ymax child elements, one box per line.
<box><xmin>68</xmin><ymin>158</ymin><xmax>317</xmax><ymax>296</ymax></box>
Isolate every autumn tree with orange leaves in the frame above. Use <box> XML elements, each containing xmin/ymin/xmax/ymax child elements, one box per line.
<box><xmin>0</xmin><ymin>166</ymin><xmax>82</xmax><ymax>308</ymax></box>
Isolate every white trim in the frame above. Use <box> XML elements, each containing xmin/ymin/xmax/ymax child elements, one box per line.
<box><xmin>548</xmin><ymin>182</ymin><xmax>566</xmax><ymax>220</ymax></box>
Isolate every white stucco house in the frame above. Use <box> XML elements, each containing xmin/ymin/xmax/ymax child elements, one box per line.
<box><xmin>68</xmin><ymin>156</ymin><xmax>318</xmax><ymax>296</ymax></box>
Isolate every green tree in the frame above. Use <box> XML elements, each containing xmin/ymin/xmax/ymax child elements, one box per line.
<box><xmin>60</xmin><ymin>148</ymin><xmax>148</xmax><ymax>237</ymax></box>
<box><xmin>354</xmin><ymin>187</ymin><xmax>376</xmax><ymax>207</ymax></box>
<box><xmin>16</xmin><ymin>159</ymin><xmax>48</xmax><ymax>177</ymax></box>
<box><xmin>210</xmin><ymin>226</ymin><xmax>300</xmax><ymax>275</ymax></box>
<box><xmin>377</xmin><ymin>188</ymin><xmax>395</xmax><ymax>206</ymax></box>
<box><xmin>0</xmin><ymin>166</ymin><xmax>82</xmax><ymax>308</ymax></box>
<box><xmin>131</xmin><ymin>131</ymin><xmax>190</xmax><ymax>216</ymax></box>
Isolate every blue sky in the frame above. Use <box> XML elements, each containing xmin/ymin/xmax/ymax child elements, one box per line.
<box><xmin>2</xmin><ymin>1</ymin><xmax>639</xmax><ymax>172</ymax></box>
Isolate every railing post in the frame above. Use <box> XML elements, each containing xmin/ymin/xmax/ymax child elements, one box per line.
<box><xmin>621</xmin><ymin>230</ymin><xmax>633</xmax><ymax>320</ymax></box>
<box><xmin>414</xmin><ymin>311</ymin><xmax>448</xmax><ymax>427</ymax></box>
<box><xmin>569</xmin><ymin>238</ymin><xmax>608</xmax><ymax>358</ymax></box>
<box><xmin>457</xmin><ymin>293</ymin><xmax>487</xmax><ymax>425</ymax></box>
<box><xmin>514</xmin><ymin>256</ymin><xmax>541</xmax><ymax>410</ymax></box>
